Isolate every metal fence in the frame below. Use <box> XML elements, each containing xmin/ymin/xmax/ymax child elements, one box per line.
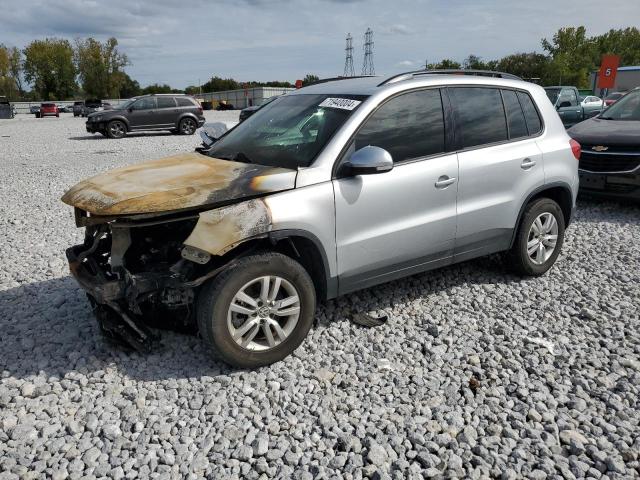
<box><xmin>9</xmin><ymin>87</ymin><xmax>295</xmax><ymax>115</ymax></box>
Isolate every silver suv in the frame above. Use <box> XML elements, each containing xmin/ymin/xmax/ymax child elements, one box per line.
<box><xmin>62</xmin><ymin>71</ymin><xmax>579</xmax><ymax>367</ymax></box>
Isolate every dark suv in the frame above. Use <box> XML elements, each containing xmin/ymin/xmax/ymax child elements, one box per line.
<box><xmin>86</xmin><ymin>94</ymin><xmax>205</xmax><ymax>139</ymax></box>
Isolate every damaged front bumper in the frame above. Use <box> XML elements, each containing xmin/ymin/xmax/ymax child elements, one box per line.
<box><xmin>65</xmin><ymin>214</ymin><xmax>219</xmax><ymax>352</ymax></box>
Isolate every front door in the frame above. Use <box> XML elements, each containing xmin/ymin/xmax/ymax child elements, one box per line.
<box><xmin>556</xmin><ymin>88</ymin><xmax>582</xmax><ymax>127</ymax></box>
<box><xmin>128</xmin><ymin>97</ymin><xmax>157</xmax><ymax>129</ymax></box>
<box><xmin>334</xmin><ymin>88</ymin><xmax>458</xmax><ymax>294</ymax></box>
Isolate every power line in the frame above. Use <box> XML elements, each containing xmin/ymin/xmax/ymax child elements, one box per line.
<box><xmin>343</xmin><ymin>33</ymin><xmax>355</xmax><ymax>77</ymax></box>
<box><xmin>361</xmin><ymin>28</ymin><xmax>375</xmax><ymax>76</ymax></box>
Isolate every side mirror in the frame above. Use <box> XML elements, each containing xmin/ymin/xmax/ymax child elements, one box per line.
<box><xmin>343</xmin><ymin>146</ymin><xmax>393</xmax><ymax>176</ymax></box>
<box><xmin>558</xmin><ymin>101</ymin><xmax>571</xmax><ymax>109</ymax></box>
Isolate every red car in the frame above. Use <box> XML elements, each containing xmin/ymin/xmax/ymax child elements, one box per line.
<box><xmin>604</xmin><ymin>91</ymin><xmax>626</xmax><ymax>106</ymax></box>
<box><xmin>39</xmin><ymin>103</ymin><xmax>59</xmax><ymax>118</ymax></box>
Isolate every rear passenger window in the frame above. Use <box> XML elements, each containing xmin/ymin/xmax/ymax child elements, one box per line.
<box><xmin>354</xmin><ymin>89</ymin><xmax>445</xmax><ymax>163</ymax></box>
<box><xmin>517</xmin><ymin>92</ymin><xmax>542</xmax><ymax>135</ymax></box>
<box><xmin>501</xmin><ymin>90</ymin><xmax>528</xmax><ymax>139</ymax></box>
<box><xmin>157</xmin><ymin>97</ymin><xmax>176</xmax><ymax>108</ymax></box>
<box><xmin>177</xmin><ymin>97</ymin><xmax>195</xmax><ymax>107</ymax></box>
<box><xmin>450</xmin><ymin>87</ymin><xmax>507</xmax><ymax>148</ymax></box>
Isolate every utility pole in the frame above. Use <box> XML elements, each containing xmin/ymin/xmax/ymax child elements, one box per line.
<box><xmin>343</xmin><ymin>33</ymin><xmax>355</xmax><ymax>77</ymax></box>
<box><xmin>361</xmin><ymin>28</ymin><xmax>375</xmax><ymax>76</ymax></box>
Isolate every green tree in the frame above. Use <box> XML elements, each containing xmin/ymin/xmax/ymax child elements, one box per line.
<box><xmin>75</xmin><ymin>37</ymin><xmax>129</xmax><ymax>98</ymax></box>
<box><xmin>301</xmin><ymin>74</ymin><xmax>319</xmax><ymax>86</ymax></box>
<box><xmin>23</xmin><ymin>38</ymin><xmax>77</xmax><ymax>99</ymax></box>
<box><xmin>594</xmin><ymin>27</ymin><xmax>640</xmax><ymax>65</ymax></box>
<box><xmin>114</xmin><ymin>71</ymin><xmax>141</xmax><ymax>98</ymax></box>
<box><xmin>497</xmin><ymin>52</ymin><xmax>551</xmax><ymax>83</ymax></box>
<box><xmin>427</xmin><ymin>59</ymin><xmax>462</xmax><ymax>69</ymax></box>
<box><xmin>541</xmin><ymin>26</ymin><xmax>595</xmax><ymax>87</ymax></box>
<box><xmin>141</xmin><ymin>83</ymin><xmax>182</xmax><ymax>94</ymax></box>
<box><xmin>0</xmin><ymin>45</ymin><xmax>23</xmax><ymax>98</ymax></box>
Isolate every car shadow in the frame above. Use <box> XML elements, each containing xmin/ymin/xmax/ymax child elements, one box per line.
<box><xmin>575</xmin><ymin>196</ymin><xmax>640</xmax><ymax>224</ymax></box>
<box><xmin>68</xmin><ymin>132</ymin><xmax>178</xmax><ymax>141</ymax></box>
<box><xmin>0</xmin><ymin>254</ymin><xmax>519</xmax><ymax>383</ymax></box>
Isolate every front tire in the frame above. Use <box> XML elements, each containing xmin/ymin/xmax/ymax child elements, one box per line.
<box><xmin>197</xmin><ymin>253</ymin><xmax>316</xmax><ymax>368</ymax></box>
<box><xmin>179</xmin><ymin>117</ymin><xmax>197</xmax><ymax>135</ymax></box>
<box><xmin>508</xmin><ymin>198</ymin><xmax>565</xmax><ymax>276</ymax></box>
<box><xmin>106</xmin><ymin>120</ymin><xmax>127</xmax><ymax>139</ymax></box>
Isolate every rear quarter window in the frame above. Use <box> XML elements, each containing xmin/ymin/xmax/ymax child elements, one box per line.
<box><xmin>517</xmin><ymin>91</ymin><xmax>543</xmax><ymax>135</ymax></box>
<box><xmin>501</xmin><ymin>90</ymin><xmax>528</xmax><ymax>139</ymax></box>
<box><xmin>176</xmin><ymin>97</ymin><xmax>196</xmax><ymax>107</ymax></box>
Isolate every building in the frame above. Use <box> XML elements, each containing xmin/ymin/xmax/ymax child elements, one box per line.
<box><xmin>590</xmin><ymin>66</ymin><xmax>640</xmax><ymax>96</ymax></box>
<box><xmin>196</xmin><ymin>86</ymin><xmax>294</xmax><ymax>109</ymax></box>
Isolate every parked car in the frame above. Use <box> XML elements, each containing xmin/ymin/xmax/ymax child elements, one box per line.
<box><xmin>545</xmin><ymin>86</ymin><xmax>603</xmax><ymax>127</ymax></box>
<box><xmin>39</xmin><ymin>103</ymin><xmax>59</xmax><ymax>118</ymax></box>
<box><xmin>0</xmin><ymin>96</ymin><xmax>13</xmax><ymax>119</ymax></box>
<box><xmin>604</xmin><ymin>91</ymin><xmax>626</xmax><ymax>106</ymax></box>
<box><xmin>85</xmin><ymin>94</ymin><xmax>205</xmax><ymax>138</ymax></box>
<box><xmin>62</xmin><ymin>72</ymin><xmax>578</xmax><ymax>367</ymax></box>
<box><xmin>568</xmin><ymin>87</ymin><xmax>640</xmax><ymax>200</ymax></box>
<box><xmin>72</xmin><ymin>101</ymin><xmax>84</xmax><ymax>117</ymax></box>
<box><xmin>30</xmin><ymin>105</ymin><xmax>40</xmax><ymax>116</ymax></box>
<box><xmin>216</xmin><ymin>100</ymin><xmax>235</xmax><ymax>111</ymax></box>
<box><xmin>239</xmin><ymin>96</ymin><xmax>279</xmax><ymax>122</ymax></box>
<box><xmin>82</xmin><ymin>99</ymin><xmax>103</xmax><ymax>117</ymax></box>
<box><xmin>580</xmin><ymin>95</ymin><xmax>604</xmax><ymax>109</ymax></box>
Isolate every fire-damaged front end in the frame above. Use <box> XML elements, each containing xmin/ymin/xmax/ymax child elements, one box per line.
<box><xmin>62</xmin><ymin>153</ymin><xmax>296</xmax><ymax>351</ymax></box>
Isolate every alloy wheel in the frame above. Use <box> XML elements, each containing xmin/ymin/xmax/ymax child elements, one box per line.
<box><xmin>527</xmin><ymin>212</ymin><xmax>559</xmax><ymax>265</ymax></box>
<box><xmin>181</xmin><ymin>119</ymin><xmax>196</xmax><ymax>134</ymax></box>
<box><xmin>226</xmin><ymin>275</ymin><xmax>300</xmax><ymax>351</ymax></box>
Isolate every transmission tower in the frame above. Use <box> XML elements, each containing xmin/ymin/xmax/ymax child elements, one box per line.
<box><xmin>343</xmin><ymin>33</ymin><xmax>355</xmax><ymax>77</ymax></box>
<box><xmin>361</xmin><ymin>28</ymin><xmax>375</xmax><ymax>76</ymax></box>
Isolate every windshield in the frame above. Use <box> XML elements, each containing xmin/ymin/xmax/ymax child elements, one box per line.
<box><xmin>605</xmin><ymin>92</ymin><xmax>623</xmax><ymax>100</ymax></box>
<box><xmin>600</xmin><ymin>90</ymin><xmax>640</xmax><ymax>120</ymax></box>
<box><xmin>207</xmin><ymin>94</ymin><xmax>367</xmax><ymax>169</ymax></box>
<box><xmin>545</xmin><ymin>88</ymin><xmax>561</xmax><ymax>104</ymax></box>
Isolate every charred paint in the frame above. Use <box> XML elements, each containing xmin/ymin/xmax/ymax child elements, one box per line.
<box><xmin>61</xmin><ymin>152</ymin><xmax>297</xmax><ymax>216</ymax></box>
<box><xmin>183</xmin><ymin>199</ymin><xmax>272</xmax><ymax>256</ymax></box>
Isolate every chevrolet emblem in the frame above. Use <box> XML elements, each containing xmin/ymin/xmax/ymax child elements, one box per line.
<box><xmin>592</xmin><ymin>145</ymin><xmax>609</xmax><ymax>152</ymax></box>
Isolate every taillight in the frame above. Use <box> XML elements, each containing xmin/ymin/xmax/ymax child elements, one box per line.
<box><xmin>570</xmin><ymin>139</ymin><xmax>581</xmax><ymax>160</ymax></box>
<box><xmin>197</xmin><ymin>106</ymin><xmax>203</xmax><ymax>114</ymax></box>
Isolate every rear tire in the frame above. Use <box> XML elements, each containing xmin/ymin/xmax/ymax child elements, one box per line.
<box><xmin>179</xmin><ymin>117</ymin><xmax>197</xmax><ymax>135</ymax></box>
<box><xmin>197</xmin><ymin>253</ymin><xmax>316</xmax><ymax>368</ymax></box>
<box><xmin>106</xmin><ymin>120</ymin><xmax>127</xmax><ymax>139</ymax></box>
<box><xmin>508</xmin><ymin>198</ymin><xmax>565</xmax><ymax>276</ymax></box>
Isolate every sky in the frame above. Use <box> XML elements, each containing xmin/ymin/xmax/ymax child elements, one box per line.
<box><xmin>2</xmin><ymin>0</ymin><xmax>640</xmax><ymax>89</ymax></box>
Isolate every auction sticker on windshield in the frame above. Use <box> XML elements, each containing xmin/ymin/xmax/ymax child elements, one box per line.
<box><xmin>319</xmin><ymin>98</ymin><xmax>362</xmax><ymax>111</ymax></box>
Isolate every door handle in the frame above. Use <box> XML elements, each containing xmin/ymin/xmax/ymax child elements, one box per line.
<box><xmin>435</xmin><ymin>176</ymin><xmax>456</xmax><ymax>188</ymax></box>
<box><xmin>521</xmin><ymin>158</ymin><xmax>536</xmax><ymax>169</ymax></box>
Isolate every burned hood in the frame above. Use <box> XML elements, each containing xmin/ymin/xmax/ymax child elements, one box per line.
<box><xmin>61</xmin><ymin>152</ymin><xmax>297</xmax><ymax>215</ymax></box>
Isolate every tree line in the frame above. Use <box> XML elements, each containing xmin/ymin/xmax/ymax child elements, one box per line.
<box><xmin>428</xmin><ymin>27</ymin><xmax>640</xmax><ymax>88</ymax></box>
<box><xmin>2</xmin><ymin>26</ymin><xmax>639</xmax><ymax>101</ymax></box>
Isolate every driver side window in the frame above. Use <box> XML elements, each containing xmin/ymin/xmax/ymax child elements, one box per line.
<box><xmin>354</xmin><ymin>89</ymin><xmax>445</xmax><ymax>163</ymax></box>
<box><xmin>132</xmin><ymin>97</ymin><xmax>156</xmax><ymax>110</ymax></box>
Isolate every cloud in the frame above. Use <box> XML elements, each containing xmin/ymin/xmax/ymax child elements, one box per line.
<box><xmin>2</xmin><ymin>0</ymin><xmax>640</xmax><ymax>88</ymax></box>
<box><xmin>381</xmin><ymin>24</ymin><xmax>414</xmax><ymax>36</ymax></box>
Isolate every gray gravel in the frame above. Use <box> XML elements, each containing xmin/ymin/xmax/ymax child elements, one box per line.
<box><xmin>1</xmin><ymin>113</ymin><xmax>639</xmax><ymax>479</ymax></box>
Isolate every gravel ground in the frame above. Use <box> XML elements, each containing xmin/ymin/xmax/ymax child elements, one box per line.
<box><xmin>0</xmin><ymin>113</ymin><xmax>639</xmax><ymax>480</ymax></box>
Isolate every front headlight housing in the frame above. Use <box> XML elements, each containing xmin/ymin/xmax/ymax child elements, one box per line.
<box><xmin>94</xmin><ymin>115</ymin><xmax>103</xmax><ymax>122</ymax></box>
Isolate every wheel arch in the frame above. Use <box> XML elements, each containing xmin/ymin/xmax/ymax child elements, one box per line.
<box><xmin>509</xmin><ymin>182</ymin><xmax>574</xmax><ymax>249</ymax></box>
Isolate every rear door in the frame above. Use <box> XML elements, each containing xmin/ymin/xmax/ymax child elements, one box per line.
<box><xmin>155</xmin><ymin>96</ymin><xmax>178</xmax><ymax>127</ymax></box>
<box><xmin>451</xmin><ymin>87</ymin><xmax>545</xmax><ymax>261</ymax></box>
<box><xmin>128</xmin><ymin>97</ymin><xmax>157</xmax><ymax>129</ymax></box>
<box><xmin>334</xmin><ymin>88</ymin><xmax>458</xmax><ymax>293</ymax></box>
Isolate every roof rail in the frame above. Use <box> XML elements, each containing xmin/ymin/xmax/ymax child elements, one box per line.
<box><xmin>379</xmin><ymin>69</ymin><xmax>522</xmax><ymax>86</ymax></box>
<box><xmin>304</xmin><ymin>75</ymin><xmax>377</xmax><ymax>87</ymax></box>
